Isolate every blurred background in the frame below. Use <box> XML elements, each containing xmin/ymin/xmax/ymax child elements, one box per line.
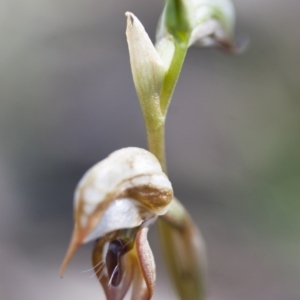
<box><xmin>1</xmin><ymin>0</ymin><xmax>300</xmax><ymax>299</ymax></box>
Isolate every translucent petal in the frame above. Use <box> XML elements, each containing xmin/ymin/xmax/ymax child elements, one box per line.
<box><xmin>84</xmin><ymin>198</ymin><xmax>155</xmax><ymax>243</ymax></box>
<box><xmin>60</xmin><ymin>147</ymin><xmax>173</xmax><ymax>276</ymax></box>
<box><xmin>157</xmin><ymin>0</ymin><xmax>238</xmax><ymax>50</ymax></box>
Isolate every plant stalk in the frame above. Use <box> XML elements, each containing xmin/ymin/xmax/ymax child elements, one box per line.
<box><xmin>146</xmin><ymin>42</ymin><xmax>188</xmax><ymax>173</ymax></box>
<box><xmin>147</xmin><ymin>124</ymin><xmax>167</xmax><ymax>173</ymax></box>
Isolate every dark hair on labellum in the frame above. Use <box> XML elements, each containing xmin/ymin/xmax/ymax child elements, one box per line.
<box><xmin>106</xmin><ymin>239</ymin><xmax>134</xmax><ymax>287</ymax></box>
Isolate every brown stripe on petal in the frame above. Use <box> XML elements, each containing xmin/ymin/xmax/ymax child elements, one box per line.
<box><xmin>75</xmin><ymin>173</ymin><xmax>172</xmax><ymax>238</ymax></box>
<box><xmin>126</xmin><ymin>184</ymin><xmax>173</xmax><ymax>214</ymax></box>
<box><xmin>62</xmin><ymin>147</ymin><xmax>173</xmax><ymax>278</ymax></box>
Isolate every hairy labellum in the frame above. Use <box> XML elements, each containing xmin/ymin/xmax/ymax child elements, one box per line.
<box><xmin>106</xmin><ymin>230</ymin><xmax>137</xmax><ymax>287</ymax></box>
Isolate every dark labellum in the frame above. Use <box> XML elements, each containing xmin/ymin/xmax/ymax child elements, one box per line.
<box><xmin>106</xmin><ymin>239</ymin><xmax>134</xmax><ymax>287</ymax></box>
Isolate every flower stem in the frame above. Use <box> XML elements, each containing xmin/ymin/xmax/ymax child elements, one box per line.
<box><xmin>146</xmin><ymin>40</ymin><xmax>206</xmax><ymax>300</ymax></box>
<box><xmin>147</xmin><ymin>42</ymin><xmax>188</xmax><ymax>174</ymax></box>
<box><xmin>160</xmin><ymin>43</ymin><xmax>188</xmax><ymax>117</ymax></box>
<box><xmin>147</xmin><ymin>124</ymin><xmax>167</xmax><ymax>173</ymax></box>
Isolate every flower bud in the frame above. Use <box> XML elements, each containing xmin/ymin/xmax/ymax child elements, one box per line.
<box><xmin>157</xmin><ymin>0</ymin><xmax>240</xmax><ymax>51</ymax></box>
<box><xmin>189</xmin><ymin>0</ymin><xmax>236</xmax><ymax>50</ymax></box>
<box><xmin>126</xmin><ymin>12</ymin><xmax>166</xmax><ymax>130</ymax></box>
<box><xmin>163</xmin><ymin>0</ymin><xmax>195</xmax><ymax>45</ymax></box>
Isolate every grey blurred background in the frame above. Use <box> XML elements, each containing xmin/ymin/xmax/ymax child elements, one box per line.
<box><xmin>1</xmin><ymin>0</ymin><xmax>300</xmax><ymax>299</ymax></box>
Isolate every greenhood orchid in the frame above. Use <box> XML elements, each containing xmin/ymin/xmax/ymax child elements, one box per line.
<box><xmin>61</xmin><ymin>0</ymin><xmax>243</xmax><ymax>299</ymax></box>
<box><xmin>60</xmin><ymin>148</ymin><xmax>173</xmax><ymax>299</ymax></box>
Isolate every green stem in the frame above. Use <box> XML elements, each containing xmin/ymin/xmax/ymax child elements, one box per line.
<box><xmin>147</xmin><ymin>124</ymin><xmax>167</xmax><ymax>173</ymax></box>
<box><xmin>146</xmin><ymin>42</ymin><xmax>188</xmax><ymax>174</ymax></box>
<box><xmin>160</xmin><ymin>43</ymin><xmax>188</xmax><ymax>116</ymax></box>
<box><xmin>146</xmin><ymin>39</ymin><xmax>206</xmax><ymax>300</ymax></box>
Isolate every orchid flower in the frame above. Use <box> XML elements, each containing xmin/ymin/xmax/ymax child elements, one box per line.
<box><xmin>60</xmin><ymin>147</ymin><xmax>173</xmax><ymax>299</ymax></box>
<box><xmin>125</xmin><ymin>1</ymin><xmax>241</xmax><ymax>299</ymax></box>
<box><xmin>61</xmin><ymin>1</ymin><xmax>242</xmax><ymax>299</ymax></box>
